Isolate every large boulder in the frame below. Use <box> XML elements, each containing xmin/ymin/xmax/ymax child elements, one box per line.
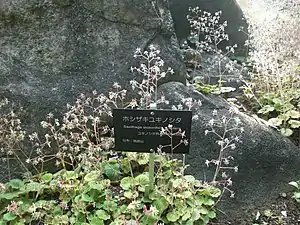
<box><xmin>0</xmin><ymin>0</ymin><xmax>186</xmax><ymax>125</ymax></box>
<box><xmin>158</xmin><ymin>81</ymin><xmax>300</xmax><ymax>224</ymax></box>
<box><xmin>169</xmin><ymin>0</ymin><xmax>248</xmax><ymax>55</ymax></box>
<box><xmin>0</xmin><ymin>0</ymin><xmax>186</xmax><ymax>181</ymax></box>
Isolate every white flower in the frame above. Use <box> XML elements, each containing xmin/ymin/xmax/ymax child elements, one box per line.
<box><xmin>149</xmin><ymin>206</ymin><xmax>159</xmax><ymax>216</ymax></box>
<box><xmin>212</xmin><ymin>109</ymin><xmax>218</xmax><ymax>116</ymax></box>
<box><xmin>205</xmin><ymin>160</ymin><xmax>210</xmax><ymax>167</ymax></box>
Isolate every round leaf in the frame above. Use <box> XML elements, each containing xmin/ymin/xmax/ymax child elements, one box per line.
<box><xmin>7</xmin><ymin>179</ymin><xmax>24</xmax><ymax>190</ymax></box>
<box><xmin>3</xmin><ymin>212</ymin><xmax>17</xmax><ymax>221</ymax></box>
<box><xmin>268</xmin><ymin>118</ymin><xmax>283</xmax><ymax>127</ymax></box>
<box><xmin>288</xmin><ymin>119</ymin><xmax>300</xmax><ymax>128</ymax></box>
<box><xmin>153</xmin><ymin>197</ymin><xmax>169</xmax><ymax>213</ymax></box>
<box><xmin>289</xmin><ymin>181</ymin><xmax>299</xmax><ymax>189</ymax></box>
<box><xmin>41</xmin><ymin>173</ymin><xmax>53</xmax><ymax>183</ymax></box>
<box><xmin>135</xmin><ymin>174</ymin><xmax>149</xmax><ymax>186</ymax></box>
<box><xmin>84</xmin><ymin>171</ymin><xmax>100</xmax><ymax>183</ymax></box>
<box><xmin>104</xmin><ymin>163</ymin><xmax>120</xmax><ymax>180</ymax></box>
<box><xmin>96</xmin><ymin>210</ymin><xmax>110</xmax><ymax>220</ymax></box>
<box><xmin>120</xmin><ymin>177</ymin><xmax>135</xmax><ymax>190</ymax></box>
<box><xmin>166</xmin><ymin>211</ymin><xmax>180</xmax><ymax>222</ymax></box>
<box><xmin>280</xmin><ymin>128</ymin><xmax>293</xmax><ymax>136</ymax></box>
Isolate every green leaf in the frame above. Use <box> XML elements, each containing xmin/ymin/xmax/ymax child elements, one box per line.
<box><xmin>152</xmin><ymin>197</ymin><xmax>169</xmax><ymax>213</ymax></box>
<box><xmin>287</xmin><ymin>110</ymin><xmax>300</xmax><ymax>119</ymax></box>
<box><xmin>89</xmin><ymin>182</ymin><xmax>105</xmax><ymax>191</ymax></box>
<box><xmin>207</xmin><ymin>210</ymin><xmax>216</xmax><ymax>219</ymax></box>
<box><xmin>293</xmin><ymin>192</ymin><xmax>300</xmax><ymax>199</ymax></box>
<box><xmin>182</xmin><ymin>191</ymin><xmax>193</xmax><ymax>198</ymax></box>
<box><xmin>218</xmin><ymin>86</ymin><xmax>236</xmax><ymax>93</ymax></box>
<box><xmin>182</xmin><ymin>211</ymin><xmax>192</xmax><ymax>221</ymax></box>
<box><xmin>41</xmin><ymin>173</ymin><xmax>53</xmax><ymax>183</ymax></box>
<box><xmin>90</xmin><ymin>217</ymin><xmax>104</xmax><ymax>225</ymax></box>
<box><xmin>268</xmin><ymin>118</ymin><xmax>283</xmax><ymax>127</ymax></box>
<box><xmin>3</xmin><ymin>212</ymin><xmax>17</xmax><ymax>221</ymax></box>
<box><xmin>104</xmin><ymin>163</ymin><xmax>120</xmax><ymax>180</ymax></box>
<box><xmin>258</xmin><ymin>105</ymin><xmax>275</xmax><ymax>114</ymax></box>
<box><xmin>191</xmin><ymin>209</ymin><xmax>201</xmax><ymax>221</ymax></box>
<box><xmin>25</xmin><ymin>182</ymin><xmax>43</xmax><ymax>192</ymax></box>
<box><xmin>289</xmin><ymin>181</ymin><xmax>299</xmax><ymax>189</ymax></box>
<box><xmin>135</xmin><ymin>174</ymin><xmax>149</xmax><ymax>186</ymax></box>
<box><xmin>172</xmin><ymin>179</ymin><xmax>184</xmax><ymax>188</ymax></box>
<box><xmin>184</xmin><ymin>175</ymin><xmax>196</xmax><ymax>184</ymax></box>
<box><xmin>95</xmin><ymin>210</ymin><xmax>110</xmax><ymax>220</ymax></box>
<box><xmin>59</xmin><ymin>215</ymin><xmax>69</xmax><ymax>224</ymax></box>
<box><xmin>200</xmin><ymin>207</ymin><xmax>209</xmax><ymax>214</ymax></box>
<box><xmin>82</xmin><ymin>193</ymin><xmax>94</xmax><ymax>202</ymax></box>
<box><xmin>84</xmin><ymin>171</ymin><xmax>100</xmax><ymax>183</ymax></box>
<box><xmin>64</xmin><ymin>171</ymin><xmax>78</xmax><ymax>180</ymax></box>
<box><xmin>53</xmin><ymin>206</ymin><xmax>63</xmax><ymax>215</ymax></box>
<box><xmin>202</xmin><ymin>215</ymin><xmax>210</xmax><ymax>224</ymax></box>
<box><xmin>137</xmin><ymin>154</ymin><xmax>149</xmax><ymax>165</ymax></box>
<box><xmin>166</xmin><ymin>211</ymin><xmax>180</xmax><ymax>222</ymax></box>
<box><xmin>280</xmin><ymin>128</ymin><xmax>293</xmax><ymax>136</ymax></box>
<box><xmin>0</xmin><ymin>192</ymin><xmax>21</xmax><ymax>200</ymax></box>
<box><xmin>124</xmin><ymin>190</ymin><xmax>135</xmax><ymax>199</ymax></box>
<box><xmin>120</xmin><ymin>177</ymin><xmax>135</xmax><ymax>190</ymax></box>
<box><xmin>7</xmin><ymin>179</ymin><xmax>24</xmax><ymax>190</ymax></box>
<box><xmin>203</xmin><ymin>198</ymin><xmax>215</xmax><ymax>206</ymax></box>
<box><xmin>263</xmin><ymin>209</ymin><xmax>273</xmax><ymax>217</ymax></box>
<box><xmin>288</xmin><ymin>119</ymin><xmax>300</xmax><ymax>128</ymax></box>
<box><xmin>208</xmin><ymin>187</ymin><xmax>222</xmax><ymax>198</ymax></box>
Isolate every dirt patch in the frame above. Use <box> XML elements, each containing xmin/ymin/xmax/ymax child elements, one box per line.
<box><xmin>209</xmin><ymin>193</ymin><xmax>300</xmax><ymax>225</ymax></box>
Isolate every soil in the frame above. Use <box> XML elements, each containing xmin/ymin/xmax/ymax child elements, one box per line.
<box><xmin>209</xmin><ymin>193</ymin><xmax>300</xmax><ymax>225</ymax></box>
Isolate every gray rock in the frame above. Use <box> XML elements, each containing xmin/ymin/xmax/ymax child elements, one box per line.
<box><xmin>158</xmin><ymin>82</ymin><xmax>300</xmax><ymax>224</ymax></box>
<box><xmin>0</xmin><ymin>0</ymin><xmax>186</xmax><ymax>181</ymax></box>
<box><xmin>189</xmin><ymin>52</ymin><xmax>248</xmax><ymax>87</ymax></box>
<box><xmin>0</xmin><ymin>0</ymin><xmax>186</xmax><ymax>124</ymax></box>
<box><xmin>169</xmin><ymin>0</ymin><xmax>248</xmax><ymax>55</ymax></box>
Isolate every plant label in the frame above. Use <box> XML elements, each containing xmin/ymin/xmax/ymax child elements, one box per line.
<box><xmin>113</xmin><ymin>109</ymin><xmax>192</xmax><ymax>154</ymax></box>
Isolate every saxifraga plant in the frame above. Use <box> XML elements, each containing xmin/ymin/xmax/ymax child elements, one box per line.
<box><xmin>0</xmin><ymin>45</ymin><xmax>241</xmax><ymax>225</ymax></box>
<box><xmin>184</xmin><ymin>7</ymin><xmax>240</xmax><ymax>95</ymax></box>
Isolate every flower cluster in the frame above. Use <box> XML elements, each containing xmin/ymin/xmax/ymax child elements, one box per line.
<box><xmin>0</xmin><ymin>98</ymin><xmax>28</xmax><ymax>178</ymax></box>
<box><xmin>130</xmin><ymin>45</ymin><xmax>174</xmax><ymax>108</ymax></box>
<box><xmin>241</xmin><ymin>0</ymin><xmax>300</xmax><ymax>92</ymax></box>
<box><xmin>27</xmin><ymin>85</ymin><xmax>128</xmax><ymax>170</ymax></box>
<box><xmin>184</xmin><ymin>7</ymin><xmax>240</xmax><ymax>82</ymax></box>
<box><xmin>157</xmin><ymin>124</ymin><xmax>189</xmax><ymax>154</ymax></box>
<box><xmin>204</xmin><ymin>107</ymin><xmax>243</xmax><ymax>198</ymax></box>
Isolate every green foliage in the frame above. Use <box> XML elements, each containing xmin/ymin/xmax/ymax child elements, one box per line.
<box><xmin>0</xmin><ymin>153</ymin><xmax>220</xmax><ymax>225</ymax></box>
<box><xmin>244</xmin><ymin>87</ymin><xmax>300</xmax><ymax>137</ymax></box>
<box><xmin>252</xmin><ymin>209</ymin><xmax>286</xmax><ymax>225</ymax></box>
<box><xmin>195</xmin><ymin>81</ymin><xmax>236</xmax><ymax>96</ymax></box>
<box><xmin>289</xmin><ymin>181</ymin><xmax>300</xmax><ymax>203</ymax></box>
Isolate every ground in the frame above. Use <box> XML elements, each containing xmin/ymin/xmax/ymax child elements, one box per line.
<box><xmin>210</xmin><ymin>193</ymin><xmax>300</xmax><ymax>225</ymax></box>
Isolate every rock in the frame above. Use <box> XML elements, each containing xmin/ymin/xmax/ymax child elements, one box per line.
<box><xmin>184</xmin><ymin>50</ymin><xmax>249</xmax><ymax>100</ymax></box>
<box><xmin>0</xmin><ymin>0</ymin><xmax>186</xmax><ymax>181</ymax></box>
<box><xmin>0</xmin><ymin>0</ymin><xmax>186</xmax><ymax>125</ymax></box>
<box><xmin>169</xmin><ymin>0</ymin><xmax>248</xmax><ymax>55</ymax></box>
<box><xmin>189</xmin><ymin>52</ymin><xmax>248</xmax><ymax>87</ymax></box>
<box><xmin>158</xmin><ymin>81</ymin><xmax>300</xmax><ymax>224</ymax></box>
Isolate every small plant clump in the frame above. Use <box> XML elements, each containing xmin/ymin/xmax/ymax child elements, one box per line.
<box><xmin>183</xmin><ymin>7</ymin><xmax>240</xmax><ymax>96</ymax></box>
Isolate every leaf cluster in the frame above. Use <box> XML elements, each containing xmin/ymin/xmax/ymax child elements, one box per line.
<box><xmin>250</xmin><ymin>88</ymin><xmax>300</xmax><ymax>137</ymax></box>
<box><xmin>0</xmin><ymin>153</ymin><xmax>221</xmax><ymax>225</ymax></box>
